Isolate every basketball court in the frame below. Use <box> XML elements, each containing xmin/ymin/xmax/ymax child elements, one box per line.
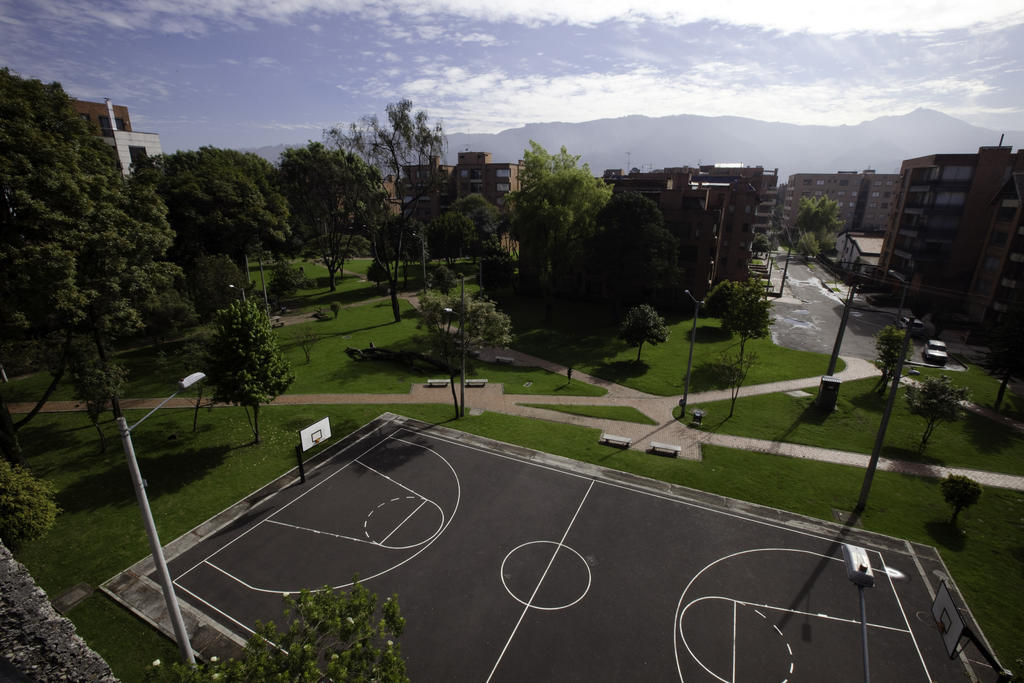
<box><xmin>106</xmin><ymin>414</ymin><xmax>986</xmax><ymax>681</ymax></box>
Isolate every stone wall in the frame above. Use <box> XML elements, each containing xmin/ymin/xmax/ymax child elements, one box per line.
<box><xmin>1</xmin><ymin>542</ymin><xmax>118</xmax><ymax>681</ymax></box>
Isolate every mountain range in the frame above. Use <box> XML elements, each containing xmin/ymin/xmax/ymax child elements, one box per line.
<box><xmin>244</xmin><ymin>109</ymin><xmax>1021</xmax><ymax>182</ymax></box>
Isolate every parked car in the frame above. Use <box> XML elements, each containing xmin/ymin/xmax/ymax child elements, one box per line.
<box><xmin>923</xmin><ymin>339</ymin><xmax>948</xmax><ymax>366</ymax></box>
<box><xmin>899</xmin><ymin>316</ymin><xmax>927</xmax><ymax>338</ymax></box>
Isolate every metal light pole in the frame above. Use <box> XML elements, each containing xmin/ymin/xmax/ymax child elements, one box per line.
<box><xmin>117</xmin><ymin>372</ymin><xmax>205</xmax><ymax>664</ymax></box>
<box><xmin>228</xmin><ymin>284</ymin><xmax>246</xmax><ymax>302</ymax></box>
<box><xmin>460</xmin><ymin>277</ymin><xmax>466</xmax><ymax>417</ymax></box>
<box><xmin>680</xmin><ymin>289</ymin><xmax>702</xmax><ymax>416</ymax></box>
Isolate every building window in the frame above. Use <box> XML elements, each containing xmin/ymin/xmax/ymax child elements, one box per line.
<box><xmin>128</xmin><ymin>146</ymin><xmax>148</xmax><ymax>166</ymax></box>
<box><xmin>934</xmin><ymin>191</ymin><xmax>965</xmax><ymax>206</ymax></box>
<box><xmin>460</xmin><ymin>169</ymin><xmax>468</xmax><ymax>178</ymax></box>
<box><xmin>496</xmin><ymin>169</ymin><xmax>510</xmax><ymax>178</ymax></box>
<box><xmin>839</xmin><ymin>179</ymin><xmax>849</xmax><ymax>186</ymax></box>
<box><xmin>983</xmin><ymin>255</ymin><xmax>1000</xmax><ymax>271</ymax></box>
<box><xmin>816</xmin><ymin>179</ymin><xmax>824</xmax><ymax>185</ymax></box>
<box><xmin>837</xmin><ymin>191</ymin><xmax>845</xmax><ymax>196</ymax></box>
<box><xmin>99</xmin><ymin>115</ymin><xmax>111</xmax><ymax>129</ymax></box>
<box><xmin>79</xmin><ymin>113</ymin><xmax>91</xmax><ymax>122</ymax></box>
<box><xmin>470</xmin><ymin>169</ymin><xmax>482</xmax><ymax>180</ymax></box>
<box><xmin>496</xmin><ymin>183</ymin><xmax>510</xmax><ymax>192</ymax></box>
<box><xmin>803</xmin><ymin>179</ymin><xmax>812</xmax><ymax>185</ymax></box>
<box><xmin>990</xmin><ymin>231</ymin><xmax>1008</xmax><ymax>247</ymax></box>
<box><xmin>941</xmin><ymin>165</ymin><xmax>973</xmax><ymax>181</ymax></box>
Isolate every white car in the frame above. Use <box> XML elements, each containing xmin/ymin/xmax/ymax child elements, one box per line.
<box><xmin>923</xmin><ymin>339</ymin><xmax>948</xmax><ymax>366</ymax></box>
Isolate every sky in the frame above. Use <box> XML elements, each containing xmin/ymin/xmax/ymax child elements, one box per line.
<box><xmin>3</xmin><ymin>0</ymin><xmax>1024</xmax><ymax>155</ymax></box>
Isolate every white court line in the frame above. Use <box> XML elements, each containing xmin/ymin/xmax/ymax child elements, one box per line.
<box><xmin>731</xmin><ymin>600</ymin><xmax>737</xmax><ymax>683</ymax></box>
<box><xmin>265</xmin><ymin>519</ymin><xmax>377</xmax><ymax>547</ymax></box>
<box><xmin>877</xmin><ymin>551</ymin><xmax>932</xmax><ymax>681</ymax></box>
<box><xmin>380</xmin><ymin>499</ymin><xmax>428</xmax><ymax>545</ymax></box>
<box><xmin>683</xmin><ymin>595</ymin><xmax>912</xmax><ymax>634</ymax></box>
<box><xmin>174</xmin><ymin>580</ymin><xmax>259</xmax><ymax>639</ymax></box>
<box><xmin>485</xmin><ymin>480</ymin><xmax>595</xmax><ymax>683</ymax></box>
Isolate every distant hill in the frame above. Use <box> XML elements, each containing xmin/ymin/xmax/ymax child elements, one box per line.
<box><xmin>242</xmin><ymin>109</ymin><xmax>1021</xmax><ymax>181</ymax></box>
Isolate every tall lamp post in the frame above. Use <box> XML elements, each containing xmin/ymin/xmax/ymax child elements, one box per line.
<box><xmin>228</xmin><ymin>284</ymin><xmax>246</xmax><ymax>302</ymax></box>
<box><xmin>680</xmin><ymin>289</ymin><xmax>703</xmax><ymax>416</ymax></box>
<box><xmin>116</xmin><ymin>372</ymin><xmax>205</xmax><ymax>664</ymax></box>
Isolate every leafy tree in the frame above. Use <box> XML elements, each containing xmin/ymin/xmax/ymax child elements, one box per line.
<box><xmin>206</xmin><ymin>299</ymin><xmax>294</xmax><ymax>443</ymax></box>
<box><xmin>590</xmin><ymin>192</ymin><xmax>678</xmax><ymax>313</ymax></box>
<box><xmin>329</xmin><ymin>99</ymin><xmax>446</xmax><ymax>323</ymax></box>
<box><xmin>429</xmin><ymin>264</ymin><xmax>458</xmax><ymax>294</ymax></box>
<box><xmin>368</xmin><ymin>259</ymin><xmax>389</xmax><ymax>287</ymax></box>
<box><xmin>509</xmin><ymin>141</ymin><xmax>612</xmax><ymax>319</ymax></box>
<box><xmin>156</xmin><ymin>147</ymin><xmax>291</xmax><ymax>268</ymax></box>
<box><xmin>717</xmin><ymin>350</ymin><xmax>759</xmax><ymax>418</ymax></box>
<box><xmin>752</xmin><ymin>233</ymin><xmax>772</xmax><ymax>255</ymax></box>
<box><xmin>426</xmin><ymin>212</ymin><xmax>475</xmax><ymax>265</ymax></box>
<box><xmin>0</xmin><ymin>459</ymin><xmax>59</xmax><ymax>551</ymax></box>
<box><xmin>796</xmin><ymin>196</ymin><xmax>841</xmax><ymax>253</ymax></box>
<box><xmin>940</xmin><ymin>474</ymin><xmax>982</xmax><ymax>524</ymax></box>
<box><xmin>978</xmin><ymin>302</ymin><xmax>1024</xmax><ymax>411</ymax></box>
<box><xmin>449</xmin><ymin>193</ymin><xmax>500</xmax><ymax>255</ymax></box>
<box><xmin>416</xmin><ymin>291</ymin><xmax>512</xmax><ymax>418</ymax></box>
<box><xmin>189</xmin><ymin>253</ymin><xmax>248</xmax><ymax>321</ymax></box>
<box><xmin>0</xmin><ymin>68</ymin><xmax>178</xmax><ymax>462</ymax></box>
<box><xmin>714</xmin><ymin>278</ymin><xmax>772</xmax><ymax>414</ymax></box>
<box><xmin>278</xmin><ymin>142</ymin><xmax>387</xmax><ymax>292</ymax></box>
<box><xmin>268</xmin><ymin>259</ymin><xmax>312</xmax><ymax>307</ymax></box>
<box><xmin>619</xmin><ymin>304</ymin><xmax>670</xmax><ymax>362</ymax></box>
<box><xmin>479</xmin><ymin>238</ymin><xmax>516</xmax><ymax>290</ymax></box>
<box><xmin>148</xmin><ymin>579</ymin><xmax>407</xmax><ymax>682</ymax></box>
<box><xmin>795</xmin><ymin>231</ymin><xmax>820</xmax><ymax>258</ymax></box>
<box><xmin>70</xmin><ymin>357</ymin><xmax>127</xmax><ymax>452</ymax></box>
<box><xmin>905</xmin><ymin>375</ymin><xmax>970</xmax><ymax>451</ymax></box>
<box><xmin>873</xmin><ymin>324</ymin><xmax>910</xmax><ymax>394</ymax></box>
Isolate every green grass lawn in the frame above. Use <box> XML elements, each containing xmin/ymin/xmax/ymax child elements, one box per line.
<box><xmin>684</xmin><ymin>375</ymin><xmax>1024</xmax><ymax>476</ymax></box>
<box><xmin>516</xmin><ymin>403</ymin><xmax>657</xmax><ymax>424</ymax></box>
<box><xmin>13</xmin><ymin>404</ymin><xmax>1023</xmax><ymax>678</ymax></box>
<box><xmin>495</xmin><ymin>293</ymin><xmax>842</xmax><ymax>396</ymax></box>
<box><xmin>916</xmin><ymin>363</ymin><xmax>1024</xmax><ymax>422</ymax></box>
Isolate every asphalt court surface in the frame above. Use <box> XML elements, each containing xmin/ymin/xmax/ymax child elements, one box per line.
<box><xmin>160</xmin><ymin>415</ymin><xmax>972</xmax><ymax>682</ymax></box>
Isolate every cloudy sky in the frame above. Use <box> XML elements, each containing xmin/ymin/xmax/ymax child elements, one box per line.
<box><xmin>3</xmin><ymin>0</ymin><xmax>1023</xmax><ymax>154</ymax></box>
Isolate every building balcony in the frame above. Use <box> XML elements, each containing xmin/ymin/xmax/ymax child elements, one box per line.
<box><xmin>1001</xmin><ymin>278</ymin><xmax>1018</xmax><ymax>289</ymax></box>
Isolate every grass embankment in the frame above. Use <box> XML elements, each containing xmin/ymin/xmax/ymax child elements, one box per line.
<box><xmin>685</xmin><ymin>376</ymin><xmax>1024</xmax><ymax>476</ymax></box>
<box><xmin>516</xmin><ymin>403</ymin><xmax>657</xmax><ymax>424</ymax></box>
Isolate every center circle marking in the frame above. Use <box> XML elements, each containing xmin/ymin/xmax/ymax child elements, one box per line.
<box><xmin>500</xmin><ymin>540</ymin><xmax>592</xmax><ymax>611</ymax></box>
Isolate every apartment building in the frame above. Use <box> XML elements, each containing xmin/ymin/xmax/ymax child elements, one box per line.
<box><xmin>404</xmin><ymin>151</ymin><xmax>523</xmax><ymax>223</ymax></box>
<box><xmin>71</xmin><ymin>98</ymin><xmax>162</xmax><ymax>176</ymax></box>
<box><xmin>784</xmin><ymin>170</ymin><xmax>900</xmax><ymax>234</ymax></box>
<box><xmin>879</xmin><ymin>146</ymin><xmax>1024</xmax><ymax>323</ymax></box>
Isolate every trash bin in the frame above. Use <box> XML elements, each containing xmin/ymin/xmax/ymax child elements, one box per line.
<box><xmin>816</xmin><ymin>376</ymin><xmax>841</xmax><ymax>411</ymax></box>
<box><xmin>692</xmin><ymin>409</ymin><xmax>705</xmax><ymax>426</ymax></box>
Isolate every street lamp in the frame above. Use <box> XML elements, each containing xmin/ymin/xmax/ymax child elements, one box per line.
<box><xmin>842</xmin><ymin>544</ymin><xmax>875</xmax><ymax>683</ymax></box>
<box><xmin>116</xmin><ymin>372</ymin><xmax>205</xmax><ymax>664</ymax></box>
<box><xmin>228</xmin><ymin>284</ymin><xmax>246</xmax><ymax>302</ymax></box>
<box><xmin>680</xmin><ymin>289</ymin><xmax>702</xmax><ymax>416</ymax></box>
<box><xmin>442</xmin><ymin>279</ymin><xmax>468</xmax><ymax>416</ymax></box>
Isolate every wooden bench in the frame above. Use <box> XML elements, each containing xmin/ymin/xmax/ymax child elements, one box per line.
<box><xmin>426</xmin><ymin>379</ymin><xmax>450</xmax><ymax>387</ymax></box>
<box><xmin>271</xmin><ymin>316</ymin><xmax>284</xmax><ymax>328</ymax></box>
<box><xmin>465</xmin><ymin>378</ymin><xmax>488</xmax><ymax>387</ymax></box>
<box><xmin>649</xmin><ymin>441</ymin><xmax>682</xmax><ymax>456</ymax></box>
<box><xmin>599</xmin><ymin>433</ymin><xmax>632</xmax><ymax>448</ymax></box>
<box><xmin>494</xmin><ymin>355</ymin><xmax>515</xmax><ymax>365</ymax></box>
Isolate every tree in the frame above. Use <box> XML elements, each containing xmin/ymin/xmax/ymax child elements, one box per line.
<box><xmin>428</xmin><ymin>264</ymin><xmax>458</xmax><ymax>294</ymax></box>
<box><xmin>297</xmin><ymin>329</ymin><xmax>320</xmax><ymax>364</ymax></box>
<box><xmin>149</xmin><ymin>579</ymin><xmax>407</xmax><ymax>682</ymax></box>
<box><xmin>590</xmin><ymin>192</ymin><xmax>678</xmax><ymax>314</ymax></box>
<box><xmin>329</xmin><ymin>100</ymin><xmax>446</xmax><ymax>323</ymax></box>
<box><xmin>978</xmin><ymin>302</ymin><xmax>1024</xmax><ymax>411</ymax></box>
<box><xmin>0</xmin><ymin>459</ymin><xmax>59</xmax><ymax>551</ymax></box>
<box><xmin>940</xmin><ymin>474</ymin><xmax>982</xmax><ymax>525</ymax></box>
<box><xmin>450</xmin><ymin>193</ymin><xmax>500</xmax><ymax>256</ymax></box>
<box><xmin>752</xmin><ymin>233</ymin><xmax>772</xmax><ymax>255</ymax></box>
<box><xmin>619</xmin><ymin>304</ymin><xmax>670</xmax><ymax>362</ymax></box>
<box><xmin>509</xmin><ymin>141</ymin><xmax>612</xmax><ymax>319</ymax></box>
<box><xmin>715</xmin><ymin>278</ymin><xmax>772</xmax><ymax>414</ymax></box>
<box><xmin>426</xmin><ymin>212</ymin><xmax>475</xmax><ymax>265</ymax></box>
<box><xmin>717</xmin><ymin>350</ymin><xmax>759</xmax><ymax>418</ymax></box>
<box><xmin>416</xmin><ymin>290</ymin><xmax>512</xmax><ymax>417</ymax></box>
<box><xmin>873</xmin><ymin>324</ymin><xmax>910</xmax><ymax>394</ymax></box>
<box><xmin>206</xmin><ymin>299</ymin><xmax>294</xmax><ymax>443</ymax></box>
<box><xmin>1</xmin><ymin>68</ymin><xmax>178</xmax><ymax>463</ymax></box>
<box><xmin>796</xmin><ymin>196</ymin><xmax>841</xmax><ymax>253</ymax></box>
<box><xmin>70</xmin><ymin>356</ymin><xmax>127</xmax><ymax>452</ymax></box>
<box><xmin>278</xmin><ymin>142</ymin><xmax>387</xmax><ymax>292</ymax></box>
<box><xmin>156</xmin><ymin>147</ymin><xmax>291</xmax><ymax>269</ymax></box>
<box><xmin>795</xmin><ymin>231</ymin><xmax>820</xmax><ymax>258</ymax></box>
<box><xmin>189</xmin><ymin>253</ymin><xmax>248</xmax><ymax>321</ymax></box>
<box><xmin>905</xmin><ymin>375</ymin><xmax>970</xmax><ymax>451</ymax></box>
<box><xmin>268</xmin><ymin>259</ymin><xmax>311</xmax><ymax>307</ymax></box>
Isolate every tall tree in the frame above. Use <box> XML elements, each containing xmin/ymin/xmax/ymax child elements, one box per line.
<box><xmin>278</xmin><ymin>142</ymin><xmax>387</xmax><ymax>292</ymax></box>
<box><xmin>426</xmin><ymin>212</ymin><xmax>475</xmax><ymax>265</ymax></box>
<box><xmin>873</xmin><ymin>324</ymin><xmax>911</xmax><ymax>394</ymax></box>
<box><xmin>0</xmin><ymin>459</ymin><xmax>59</xmax><ymax>551</ymax></box>
<box><xmin>619</xmin><ymin>304</ymin><xmax>670</xmax><ymax>362</ymax></box>
<box><xmin>0</xmin><ymin>68</ymin><xmax>178</xmax><ymax>462</ymax></box>
<box><xmin>905</xmin><ymin>375</ymin><xmax>970</xmax><ymax>451</ymax></box>
<box><xmin>940</xmin><ymin>474</ymin><xmax>982</xmax><ymax>525</ymax></box>
<box><xmin>508</xmin><ymin>141</ymin><xmax>612</xmax><ymax>320</ymax></box>
<box><xmin>416</xmin><ymin>290</ymin><xmax>512</xmax><ymax>418</ymax></box>
<box><xmin>329</xmin><ymin>99</ymin><xmax>446</xmax><ymax>322</ymax></box>
<box><xmin>978</xmin><ymin>303</ymin><xmax>1024</xmax><ymax>411</ymax></box>
<box><xmin>715</xmin><ymin>278</ymin><xmax>773</xmax><ymax>415</ymax></box>
<box><xmin>795</xmin><ymin>196</ymin><xmax>841</xmax><ymax>253</ymax></box>
<box><xmin>156</xmin><ymin>147</ymin><xmax>291</xmax><ymax>269</ymax></box>
<box><xmin>206</xmin><ymin>299</ymin><xmax>294</xmax><ymax>444</ymax></box>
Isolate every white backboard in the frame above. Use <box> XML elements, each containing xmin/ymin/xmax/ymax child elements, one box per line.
<box><xmin>932</xmin><ymin>581</ymin><xmax>966</xmax><ymax>659</ymax></box>
<box><xmin>300</xmin><ymin>417</ymin><xmax>331</xmax><ymax>452</ymax></box>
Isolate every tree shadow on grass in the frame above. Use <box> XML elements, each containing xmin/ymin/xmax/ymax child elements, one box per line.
<box><xmin>925</xmin><ymin>519</ymin><xmax>966</xmax><ymax>552</ymax></box>
<box><xmin>592</xmin><ymin>359</ymin><xmax>650</xmax><ymax>383</ymax></box>
<box><xmin>880</xmin><ymin>443</ymin><xmax>945</xmax><ymax>467</ymax></box>
<box><xmin>692</xmin><ymin>326</ymin><xmax>732</xmax><ymax>344</ymax></box>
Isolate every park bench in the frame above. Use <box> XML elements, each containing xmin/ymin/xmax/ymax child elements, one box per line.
<box><xmin>271</xmin><ymin>316</ymin><xmax>284</xmax><ymax>328</ymax></box>
<box><xmin>649</xmin><ymin>441</ymin><xmax>682</xmax><ymax>456</ymax></box>
<box><xmin>599</xmin><ymin>433</ymin><xmax>632</xmax><ymax>448</ymax></box>
<box><xmin>465</xmin><ymin>378</ymin><xmax>488</xmax><ymax>387</ymax></box>
<box><xmin>495</xmin><ymin>355</ymin><xmax>515</xmax><ymax>365</ymax></box>
<box><xmin>427</xmin><ymin>379</ymin><xmax>451</xmax><ymax>387</ymax></box>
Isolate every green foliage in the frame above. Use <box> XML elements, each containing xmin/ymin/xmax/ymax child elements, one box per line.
<box><xmin>0</xmin><ymin>459</ymin><xmax>59</xmax><ymax>551</ymax></box>
<box><xmin>905</xmin><ymin>375</ymin><xmax>970</xmax><ymax>450</ymax></box>
<box><xmin>148</xmin><ymin>580</ymin><xmax>407</xmax><ymax>682</ymax></box>
<box><xmin>278</xmin><ymin>142</ymin><xmax>387</xmax><ymax>292</ymax></box>
<box><xmin>978</xmin><ymin>302</ymin><xmax>1024</xmax><ymax>411</ymax></box>
<box><xmin>428</xmin><ymin>264</ymin><xmax>457</xmax><ymax>294</ymax></box>
<box><xmin>188</xmin><ymin>254</ymin><xmax>247</xmax><ymax>321</ymax></box>
<box><xmin>449</xmin><ymin>193</ymin><xmax>501</xmax><ymax>251</ymax></box>
<box><xmin>367</xmin><ymin>259</ymin><xmax>389</xmax><ymax>286</ymax></box>
<box><xmin>268</xmin><ymin>259</ymin><xmax>312</xmax><ymax>304</ymax></box>
<box><xmin>70</xmin><ymin>357</ymin><xmax>127</xmax><ymax>451</ymax></box>
<box><xmin>795</xmin><ymin>231</ymin><xmax>820</xmax><ymax>257</ymax></box>
<box><xmin>873</xmin><ymin>325</ymin><xmax>910</xmax><ymax>392</ymax></box>
<box><xmin>619</xmin><ymin>304</ymin><xmax>669</xmax><ymax>362</ymax></box>
<box><xmin>206</xmin><ymin>299</ymin><xmax>294</xmax><ymax>442</ymax></box>
<box><xmin>795</xmin><ymin>196</ymin><xmax>841</xmax><ymax>253</ymax></box>
<box><xmin>155</xmin><ymin>147</ymin><xmax>290</xmax><ymax>267</ymax></box>
<box><xmin>751</xmin><ymin>233</ymin><xmax>772</xmax><ymax>254</ymax></box>
<box><xmin>941</xmin><ymin>474</ymin><xmax>982</xmax><ymax>524</ymax></box>
<box><xmin>508</xmin><ymin>141</ymin><xmax>612</xmax><ymax>304</ymax></box>
<box><xmin>426</xmin><ymin>212</ymin><xmax>475</xmax><ymax>264</ymax></box>
<box><xmin>330</xmin><ymin>301</ymin><xmax>342</xmax><ymax>319</ymax></box>
<box><xmin>718</xmin><ymin>278</ymin><xmax>773</xmax><ymax>354</ymax></box>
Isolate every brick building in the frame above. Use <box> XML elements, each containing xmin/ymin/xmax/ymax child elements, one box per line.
<box><xmin>404</xmin><ymin>151</ymin><xmax>523</xmax><ymax>223</ymax></box>
<box><xmin>783</xmin><ymin>170</ymin><xmax>900</xmax><ymax>234</ymax></box>
<box><xmin>71</xmin><ymin>98</ymin><xmax>162</xmax><ymax>176</ymax></box>
<box><xmin>879</xmin><ymin>146</ymin><xmax>1024</xmax><ymax>323</ymax></box>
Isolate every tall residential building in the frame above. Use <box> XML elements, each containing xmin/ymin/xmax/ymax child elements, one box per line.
<box><xmin>784</xmin><ymin>170</ymin><xmax>900</xmax><ymax>235</ymax></box>
<box><xmin>879</xmin><ymin>146</ymin><xmax>1024</xmax><ymax>323</ymax></box>
<box><xmin>71</xmin><ymin>98</ymin><xmax>163</xmax><ymax>176</ymax></box>
<box><xmin>404</xmin><ymin>151</ymin><xmax>523</xmax><ymax>223</ymax></box>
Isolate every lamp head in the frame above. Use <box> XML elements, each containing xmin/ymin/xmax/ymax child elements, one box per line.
<box><xmin>178</xmin><ymin>372</ymin><xmax>206</xmax><ymax>390</ymax></box>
